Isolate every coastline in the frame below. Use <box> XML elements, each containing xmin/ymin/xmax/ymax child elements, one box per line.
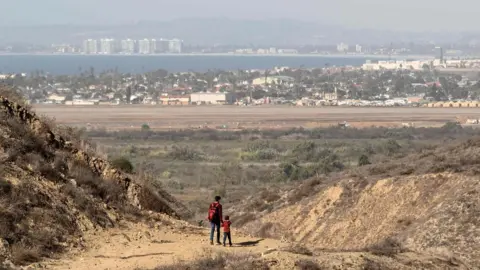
<box><xmin>0</xmin><ymin>52</ymin><xmax>433</xmax><ymax>60</ymax></box>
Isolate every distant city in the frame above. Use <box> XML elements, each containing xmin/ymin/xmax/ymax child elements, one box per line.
<box><xmin>0</xmin><ymin>39</ymin><xmax>463</xmax><ymax>58</ymax></box>
<box><xmin>79</xmin><ymin>38</ymin><xmax>184</xmax><ymax>54</ymax></box>
<box><xmin>2</xmin><ymin>18</ymin><xmax>480</xmax><ymax>58</ymax></box>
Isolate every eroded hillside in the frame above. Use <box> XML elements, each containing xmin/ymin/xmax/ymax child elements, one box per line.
<box><xmin>0</xmin><ymin>92</ymin><xmax>189</xmax><ymax>266</ymax></box>
<box><xmin>239</xmin><ymin>139</ymin><xmax>480</xmax><ymax>268</ymax></box>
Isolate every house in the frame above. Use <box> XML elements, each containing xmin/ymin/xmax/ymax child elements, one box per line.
<box><xmin>323</xmin><ymin>92</ymin><xmax>338</xmax><ymax>101</ymax></box>
<box><xmin>47</xmin><ymin>94</ymin><xmax>66</xmax><ymax>104</ymax></box>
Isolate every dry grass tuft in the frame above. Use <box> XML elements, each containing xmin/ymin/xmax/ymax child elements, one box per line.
<box><xmin>281</xmin><ymin>244</ymin><xmax>314</xmax><ymax>256</ymax></box>
<box><xmin>294</xmin><ymin>259</ymin><xmax>323</xmax><ymax>270</ymax></box>
<box><xmin>367</xmin><ymin>237</ymin><xmax>407</xmax><ymax>257</ymax></box>
<box><xmin>154</xmin><ymin>251</ymin><xmax>271</xmax><ymax>270</ymax></box>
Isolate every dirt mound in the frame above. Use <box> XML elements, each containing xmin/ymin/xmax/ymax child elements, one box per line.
<box><xmin>0</xmin><ymin>93</ymin><xmax>189</xmax><ymax>266</ymax></box>
<box><xmin>238</xmin><ymin>140</ymin><xmax>480</xmax><ymax>268</ymax></box>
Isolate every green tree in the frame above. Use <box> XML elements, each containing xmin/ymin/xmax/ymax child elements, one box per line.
<box><xmin>126</xmin><ymin>86</ymin><xmax>132</xmax><ymax>104</ymax></box>
<box><xmin>264</xmin><ymin>69</ymin><xmax>271</xmax><ymax>87</ymax></box>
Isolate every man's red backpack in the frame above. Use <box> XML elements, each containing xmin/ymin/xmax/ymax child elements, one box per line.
<box><xmin>208</xmin><ymin>202</ymin><xmax>220</xmax><ymax>221</ymax></box>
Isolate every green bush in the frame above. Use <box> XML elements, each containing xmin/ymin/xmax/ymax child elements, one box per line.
<box><xmin>244</xmin><ymin>140</ymin><xmax>278</xmax><ymax>152</ymax></box>
<box><xmin>141</xmin><ymin>123</ymin><xmax>151</xmax><ymax>131</ymax></box>
<box><xmin>358</xmin><ymin>154</ymin><xmax>371</xmax><ymax>166</ymax></box>
<box><xmin>110</xmin><ymin>157</ymin><xmax>134</xmax><ymax>173</ymax></box>
<box><xmin>166</xmin><ymin>145</ymin><xmax>204</xmax><ymax>161</ymax></box>
<box><xmin>239</xmin><ymin>149</ymin><xmax>278</xmax><ymax>161</ymax></box>
<box><xmin>383</xmin><ymin>139</ymin><xmax>401</xmax><ymax>156</ymax></box>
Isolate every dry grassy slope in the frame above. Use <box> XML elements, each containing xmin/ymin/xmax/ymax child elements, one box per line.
<box><xmin>0</xmin><ymin>94</ymin><xmax>189</xmax><ymax>266</ymax></box>
<box><xmin>0</xmin><ymin>96</ymin><xmax>189</xmax><ymax>218</ymax></box>
<box><xmin>244</xmin><ymin>172</ymin><xmax>480</xmax><ymax>267</ymax></box>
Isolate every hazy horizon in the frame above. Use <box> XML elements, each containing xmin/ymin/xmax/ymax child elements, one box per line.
<box><xmin>1</xmin><ymin>0</ymin><xmax>479</xmax><ymax>32</ymax></box>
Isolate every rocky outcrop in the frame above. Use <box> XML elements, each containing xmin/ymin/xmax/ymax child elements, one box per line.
<box><xmin>0</xmin><ymin>239</ymin><xmax>9</xmax><ymax>261</ymax></box>
<box><xmin>0</xmin><ymin>96</ymin><xmax>190</xmax><ymax>219</ymax></box>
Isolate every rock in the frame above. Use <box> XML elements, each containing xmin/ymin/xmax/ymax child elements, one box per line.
<box><xmin>0</xmin><ymin>239</ymin><xmax>10</xmax><ymax>260</ymax></box>
<box><xmin>69</xmin><ymin>179</ymin><xmax>77</xmax><ymax>186</ymax></box>
<box><xmin>1</xmin><ymin>260</ymin><xmax>17</xmax><ymax>270</ymax></box>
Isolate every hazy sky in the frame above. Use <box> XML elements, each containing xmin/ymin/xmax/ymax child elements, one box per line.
<box><xmin>0</xmin><ymin>0</ymin><xmax>478</xmax><ymax>31</ymax></box>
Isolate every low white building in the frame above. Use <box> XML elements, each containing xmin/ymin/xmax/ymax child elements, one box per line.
<box><xmin>66</xmin><ymin>99</ymin><xmax>99</xmax><ymax>105</ymax></box>
<box><xmin>190</xmin><ymin>92</ymin><xmax>236</xmax><ymax>105</ymax></box>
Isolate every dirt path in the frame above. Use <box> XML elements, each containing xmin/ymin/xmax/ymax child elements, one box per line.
<box><xmin>44</xmin><ymin>222</ymin><xmax>284</xmax><ymax>270</ymax></box>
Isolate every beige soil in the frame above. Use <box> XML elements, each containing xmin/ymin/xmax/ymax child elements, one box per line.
<box><xmin>43</xmin><ymin>221</ymin><xmax>285</xmax><ymax>270</ymax></box>
<box><xmin>33</xmin><ymin>105</ymin><xmax>480</xmax><ymax>130</ymax></box>
<box><xmin>42</xmin><ymin>219</ymin><xmax>466</xmax><ymax>270</ymax></box>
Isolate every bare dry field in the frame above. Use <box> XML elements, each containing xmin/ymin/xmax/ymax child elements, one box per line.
<box><xmin>33</xmin><ymin>105</ymin><xmax>480</xmax><ymax>130</ymax></box>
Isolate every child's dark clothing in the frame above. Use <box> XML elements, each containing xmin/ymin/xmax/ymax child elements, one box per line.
<box><xmin>222</xmin><ymin>220</ymin><xmax>232</xmax><ymax>246</ymax></box>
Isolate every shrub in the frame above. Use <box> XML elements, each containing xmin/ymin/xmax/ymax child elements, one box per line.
<box><xmin>10</xmin><ymin>244</ymin><xmax>41</xmax><ymax>265</ymax></box>
<box><xmin>383</xmin><ymin>139</ymin><xmax>401</xmax><ymax>156</ymax></box>
<box><xmin>0</xmin><ymin>87</ymin><xmax>29</xmax><ymax>108</ymax></box>
<box><xmin>294</xmin><ymin>259</ymin><xmax>322</xmax><ymax>270</ymax></box>
<box><xmin>362</xmin><ymin>259</ymin><xmax>383</xmax><ymax>270</ymax></box>
<box><xmin>166</xmin><ymin>145</ymin><xmax>204</xmax><ymax>161</ymax></box>
<box><xmin>110</xmin><ymin>157</ymin><xmax>134</xmax><ymax>173</ymax></box>
<box><xmin>0</xmin><ymin>178</ymin><xmax>12</xmax><ymax>195</ymax></box>
<box><xmin>358</xmin><ymin>154</ymin><xmax>371</xmax><ymax>166</ymax></box>
<box><xmin>367</xmin><ymin>237</ymin><xmax>407</xmax><ymax>257</ymax></box>
<box><xmin>244</xmin><ymin>140</ymin><xmax>278</xmax><ymax>152</ymax></box>
<box><xmin>161</xmin><ymin>170</ymin><xmax>173</xmax><ymax>179</ymax></box>
<box><xmin>442</xmin><ymin>121</ymin><xmax>462</xmax><ymax>132</ymax></box>
<box><xmin>234</xmin><ymin>213</ymin><xmax>257</xmax><ymax>227</ymax></box>
<box><xmin>69</xmin><ymin>162</ymin><xmax>125</xmax><ymax>205</ymax></box>
<box><xmin>256</xmin><ymin>222</ymin><xmax>274</xmax><ymax>238</ymax></box>
<box><xmin>282</xmin><ymin>244</ymin><xmax>314</xmax><ymax>256</ymax></box>
<box><xmin>240</xmin><ymin>149</ymin><xmax>278</xmax><ymax>161</ymax></box>
<box><xmin>288</xmin><ymin>178</ymin><xmax>322</xmax><ymax>203</ymax></box>
<box><xmin>141</xmin><ymin>123</ymin><xmax>151</xmax><ymax>131</ymax></box>
<box><xmin>154</xmin><ymin>252</ymin><xmax>270</xmax><ymax>270</ymax></box>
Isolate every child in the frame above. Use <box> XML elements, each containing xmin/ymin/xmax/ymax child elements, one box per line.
<box><xmin>222</xmin><ymin>215</ymin><xmax>232</xmax><ymax>247</ymax></box>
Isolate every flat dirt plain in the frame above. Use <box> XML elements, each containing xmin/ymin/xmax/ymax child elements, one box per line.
<box><xmin>33</xmin><ymin>105</ymin><xmax>480</xmax><ymax>130</ymax></box>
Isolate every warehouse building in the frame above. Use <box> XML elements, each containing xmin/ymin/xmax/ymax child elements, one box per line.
<box><xmin>159</xmin><ymin>94</ymin><xmax>190</xmax><ymax>105</ymax></box>
<box><xmin>190</xmin><ymin>92</ymin><xmax>236</xmax><ymax>105</ymax></box>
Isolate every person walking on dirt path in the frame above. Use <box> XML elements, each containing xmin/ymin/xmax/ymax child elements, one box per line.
<box><xmin>208</xmin><ymin>195</ymin><xmax>223</xmax><ymax>245</ymax></box>
<box><xmin>222</xmin><ymin>215</ymin><xmax>232</xmax><ymax>247</ymax></box>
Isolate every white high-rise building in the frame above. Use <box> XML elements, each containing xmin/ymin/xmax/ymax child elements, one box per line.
<box><xmin>100</xmin><ymin>39</ymin><xmax>117</xmax><ymax>54</ymax></box>
<box><xmin>150</xmin><ymin>39</ymin><xmax>158</xmax><ymax>54</ymax></box>
<box><xmin>157</xmin><ymin>39</ymin><xmax>170</xmax><ymax>53</ymax></box>
<box><xmin>83</xmin><ymin>39</ymin><xmax>98</xmax><ymax>54</ymax></box>
<box><xmin>138</xmin><ymin>39</ymin><xmax>152</xmax><ymax>54</ymax></box>
<box><xmin>121</xmin><ymin>39</ymin><xmax>136</xmax><ymax>54</ymax></box>
<box><xmin>337</xmin><ymin>42</ymin><xmax>349</xmax><ymax>53</ymax></box>
<box><xmin>168</xmin><ymin>39</ymin><xmax>183</xmax><ymax>53</ymax></box>
<box><xmin>355</xmin><ymin>44</ymin><xmax>362</xmax><ymax>53</ymax></box>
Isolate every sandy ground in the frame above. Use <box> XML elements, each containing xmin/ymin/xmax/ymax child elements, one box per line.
<box><xmin>33</xmin><ymin>105</ymin><xmax>480</xmax><ymax>130</ymax></box>
<box><xmin>44</xmin><ymin>222</ymin><xmax>284</xmax><ymax>270</ymax></box>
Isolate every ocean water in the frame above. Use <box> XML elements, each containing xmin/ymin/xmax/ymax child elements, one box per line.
<box><xmin>0</xmin><ymin>54</ymin><xmax>383</xmax><ymax>75</ymax></box>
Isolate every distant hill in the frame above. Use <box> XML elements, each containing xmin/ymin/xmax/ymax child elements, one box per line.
<box><xmin>0</xmin><ymin>18</ymin><xmax>465</xmax><ymax>46</ymax></box>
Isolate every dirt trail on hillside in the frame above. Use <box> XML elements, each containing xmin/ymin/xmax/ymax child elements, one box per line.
<box><xmin>42</xmin><ymin>221</ymin><xmax>469</xmax><ymax>270</ymax></box>
<box><xmin>44</xmin><ymin>222</ymin><xmax>284</xmax><ymax>270</ymax></box>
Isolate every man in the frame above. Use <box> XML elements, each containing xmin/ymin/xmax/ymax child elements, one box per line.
<box><xmin>207</xmin><ymin>195</ymin><xmax>223</xmax><ymax>245</ymax></box>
